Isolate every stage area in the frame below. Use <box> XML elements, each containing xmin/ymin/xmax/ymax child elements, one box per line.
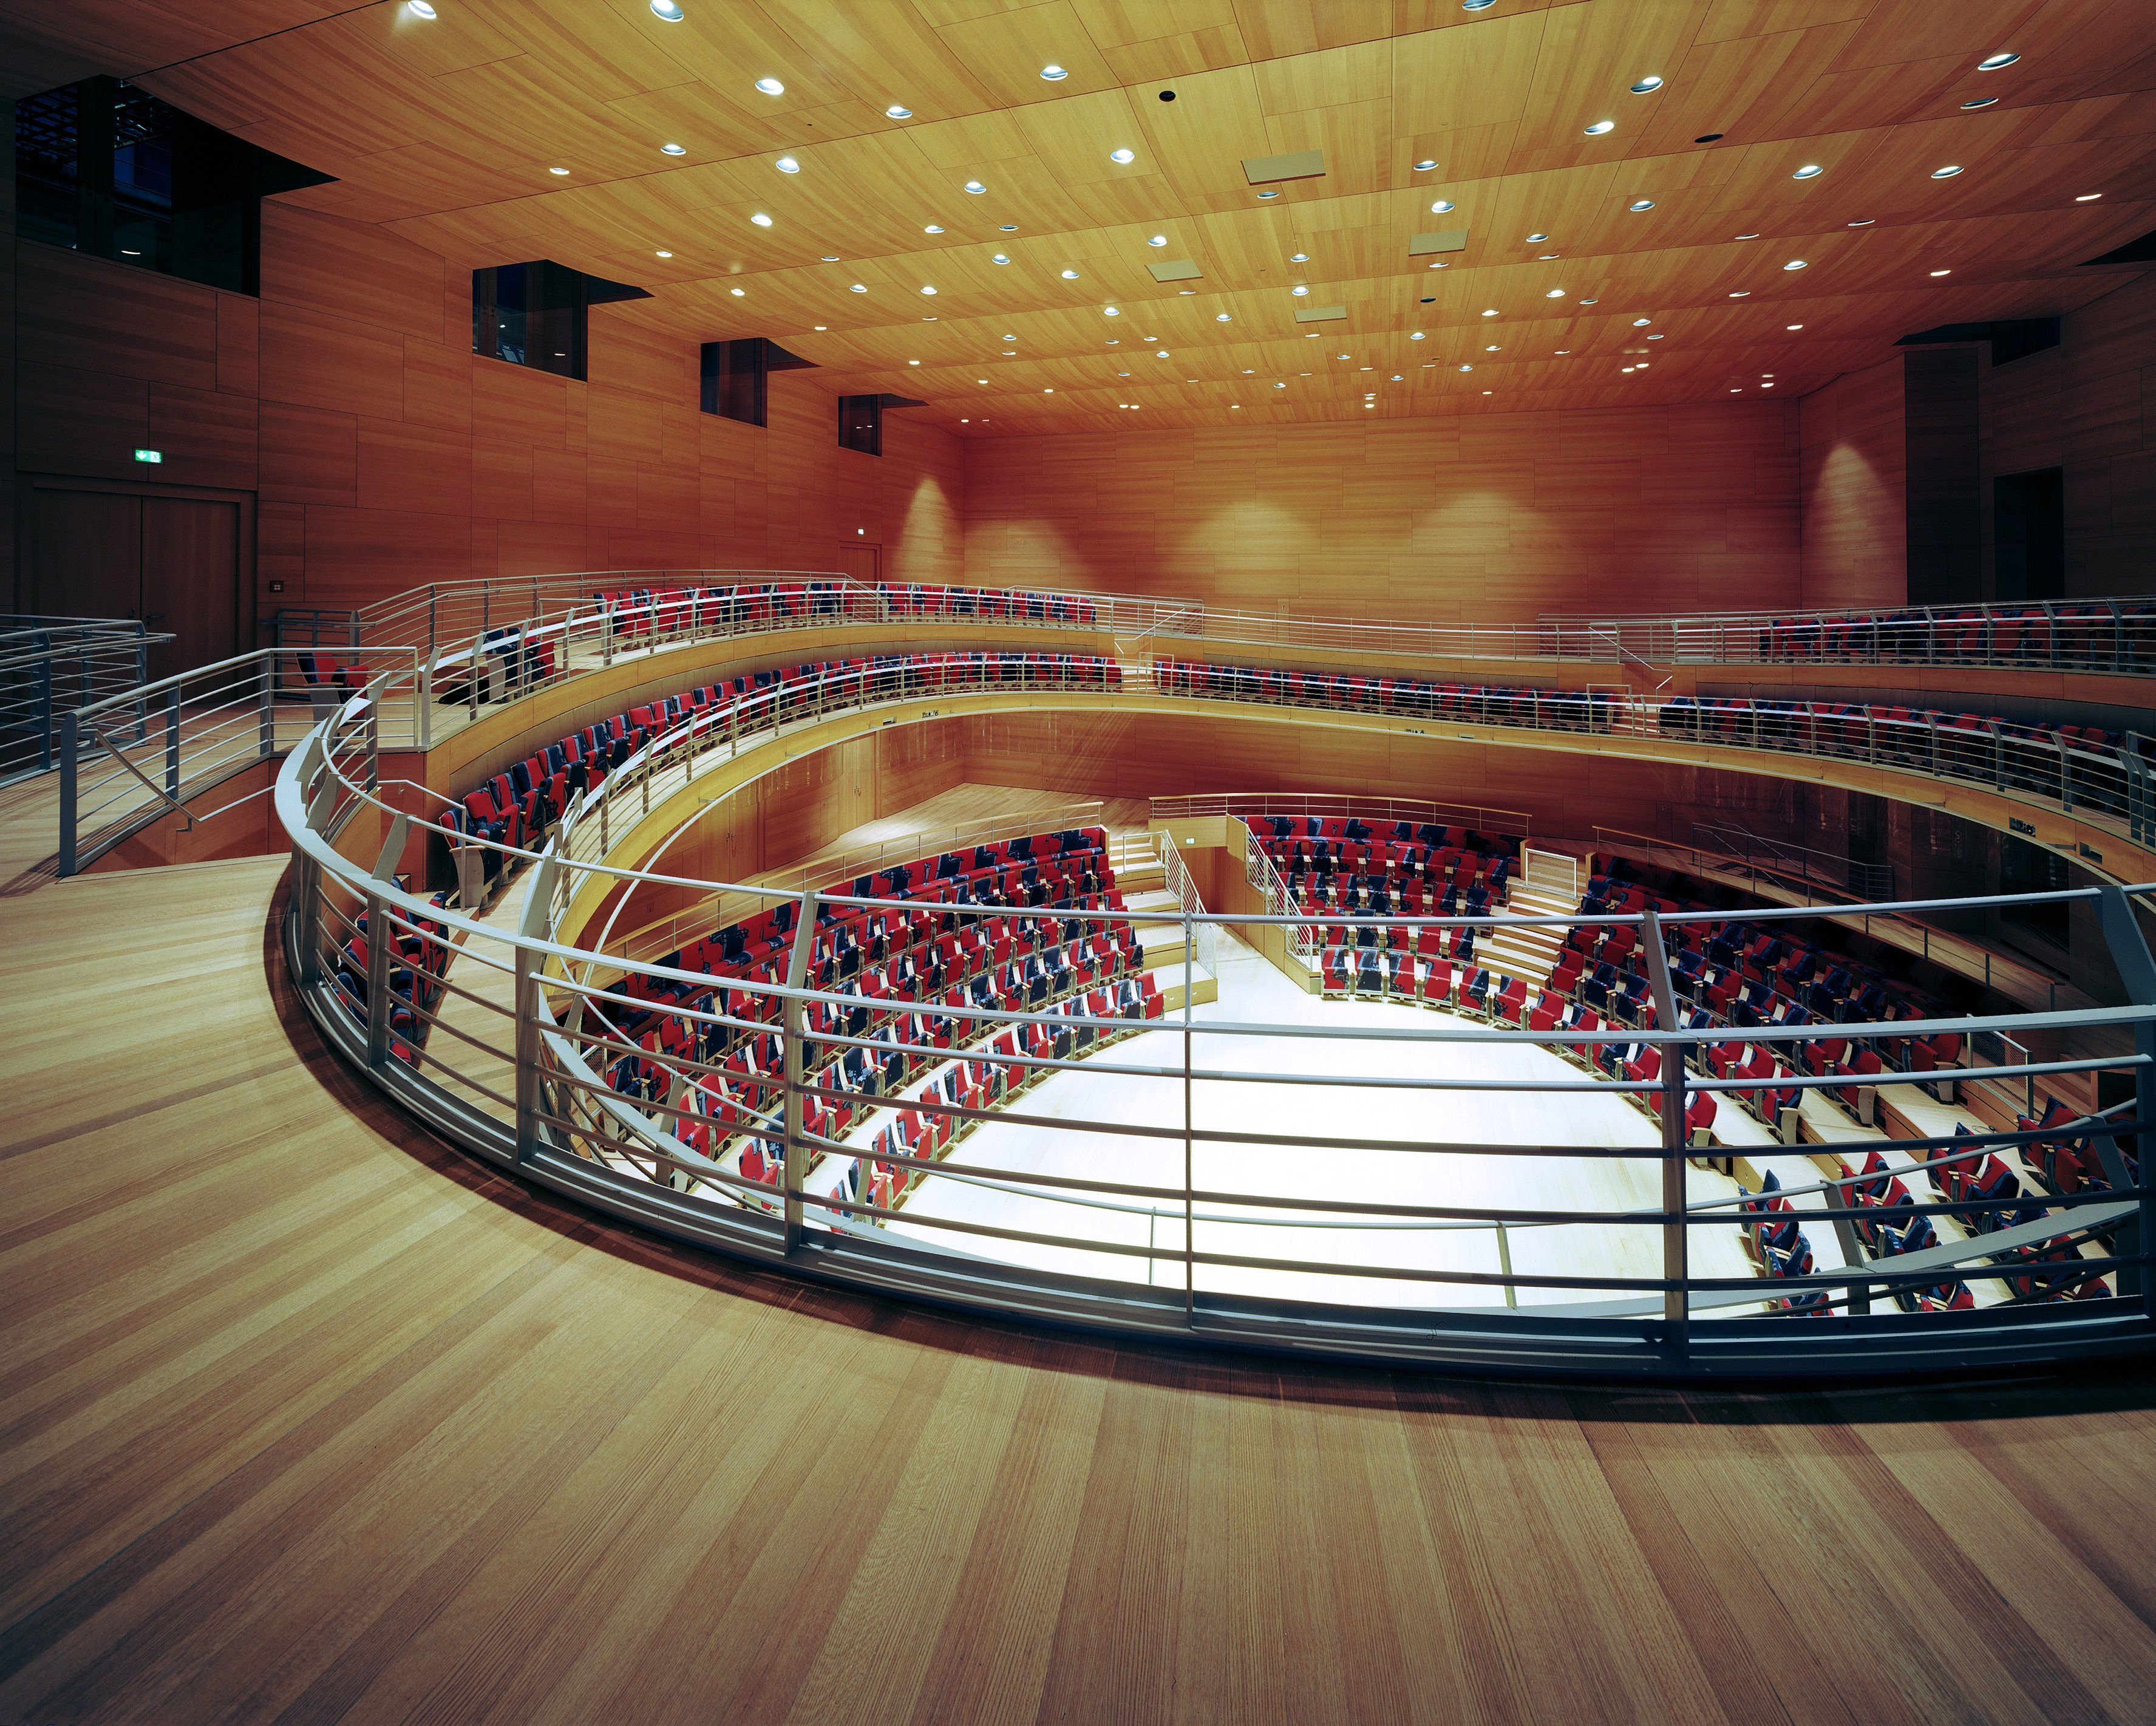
<box><xmin>880</xmin><ymin>933</ymin><xmax>1755</xmax><ymax>1310</ymax></box>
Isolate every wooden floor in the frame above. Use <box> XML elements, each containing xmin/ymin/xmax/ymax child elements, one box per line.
<box><xmin>6</xmin><ymin>850</ymin><xmax>2156</xmax><ymax>1724</ymax></box>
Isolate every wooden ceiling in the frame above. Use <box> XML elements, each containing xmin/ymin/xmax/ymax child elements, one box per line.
<box><xmin>10</xmin><ymin>0</ymin><xmax>2156</xmax><ymax>437</ymax></box>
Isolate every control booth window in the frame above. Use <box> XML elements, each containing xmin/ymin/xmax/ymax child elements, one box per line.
<box><xmin>1998</xmin><ymin>833</ymin><xmax>2070</xmax><ymax>950</ymax></box>
<box><xmin>701</xmin><ymin>338</ymin><xmax>812</xmax><ymax>428</ymax></box>
<box><xmin>472</xmin><ymin>261</ymin><xmax>648</xmax><ymax>382</ymax></box>
<box><xmin>14</xmin><ymin>76</ymin><xmax>332</xmax><ymax>295</ymax></box>
<box><xmin>838</xmin><ymin>395</ymin><xmax>882</xmax><ymax>456</ymax></box>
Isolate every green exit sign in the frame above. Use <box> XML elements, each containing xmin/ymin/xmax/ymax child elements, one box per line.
<box><xmin>133</xmin><ymin>448</ymin><xmax>163</xmax><ymax>464</ymax></box>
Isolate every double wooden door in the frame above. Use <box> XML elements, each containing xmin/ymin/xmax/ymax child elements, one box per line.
<box><xmin>23</xmin><ymin>482</ymin><xmax>245</xmax><ymax>681</ymax></box>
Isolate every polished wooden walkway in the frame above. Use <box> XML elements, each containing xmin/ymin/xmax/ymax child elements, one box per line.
<box><xmin>5</xmin><ymin>851</ymin><xmax>2156</xmax><ymax>1724</ymax></box>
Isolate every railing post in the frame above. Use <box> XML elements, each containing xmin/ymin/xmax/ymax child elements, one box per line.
<box><xmin>364</xmin><ymin>888</ymin><xmax>392</xmax><ymax>1068</ymax></box>
<box><xmin>2093</xmin><ymin>884</ymin><xmax>2154</xmax><ymax>1310</ymax></box>
<box><xmin>1641</xmin><ymin>906</ymin><xmax>1687</xmax><ymax>1352</ymax></box>
<box><xmin>1183</xmin><ymin>895</ymin><xmax>1195</xmax><ymax>1325</ymax></box>
<box><xmin>782</xmin><ymin>888</ymin><xmax>820</xmax><ymax>1252</ymax></box>
<box><xmin>58</xmin><ymin>710</ymin><xmax>78</xmax><ymax>878</ymax></box>
<box><xmin>163</xmin><ymin>685</ymin><xmax>181</xmax><ymax>801</ymax></box>
<box><xmin>259</xmin><ymin>655</ymin><xmax>276</xmax><ymax>759</ymax></box>
<box><xmin>35</xmin><ymin>637</ymin><xmax>53</xmax><ymax>772</ymax></box>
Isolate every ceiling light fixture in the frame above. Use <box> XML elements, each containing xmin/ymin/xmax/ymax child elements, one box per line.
<box><xmin>964</xmin><ymin>180</ymin><xmax>987</xmax><ymax>193</ymax></box>
<box><xmin>999</xmin><ymin>224</ymin><xmax>1017</xmax><ymax>232</ymax></box>
<box><xmin>1060</xmin><ymin>268</ymin><xmax>1079</xmax><ymax>279</ymax></box>
<box><xmin>1413</xmin><ymin>159</ymin><xmax>1438</xmax><ymax>171</ymax></box>
<box><xmin>1481</xmin><ymin>307</ymin><xmax>1499</xmax><ymax>316</ymax></box>
<box><xmin>850</xmin><ymin>283</ymin><xmax>867</xmax><ymax>293</ymax></box>
<box><xmin>1787</xmin><ymin>323</ymin><xmax>1803</xmax><ymax>330</ymax></box>
<box><xmin>1290</xmin><ymin>251</ymin><xmax>1309</xmax><ymax>262</ymax></box>
<box><xmin>1930</xmin><ymin>268</ymin><xmax>1951</xmax><ymax>276</ymax></box>
<box><xmin>1977</xmin><ymin>52</ymin><xmax>2019</xmax><ymax>70</ymax></box>
<box><xmin>656</xmin><ymin>249</ymin><xmax>673</xmax><ymax>257</ymax></box>
<box><xmin>1156</xmin><ymin>349</ymin><xmax>1169</xmax><ymax>356</ymax></box>
<box><xmin>1579</xmin><ymin>297</ymin><xmax>1597</xmax><ymax>304</ymax></box>
<box><xmin>730</xmin><ymin>287</ymin><xmax>743</xmax><ymax>296</ymax></box>
<box><xmin>1462</xmin><ymin>0</ymin><xmax>1495</xmax><ymax>10</ymax></box>
<box><xmin>1585</xmin><ymin>120</ymin><xmax>1616</xmax><ymax>136</ymax></box>
<box><xmin>548</xmin><ymin>166</ymin><xmax>570</xmax><ymax>176</ymax></box>
<box><xmin>1546</xmin><ymin>288</ymin><xmax>1565</xmax><ymax>297</ymax></box>
<box><xmin>650</xmin><ymin>0</ymin><xmax>683</xmax><ymax>17</ymax></box>
<box><xmin>924</xmin><ymin>225</ymin><xmax>944</xmax><ymax>233</ymax></box>
<box><xmin>991</xmin><ymin>253</ymin><xmax>1009</xmax><ymax>264</ymax></box>
<box><xmin>1848</xmin><ymin>217</ymin><xmax>1874</xmax><ymax>227</ymax></box>
<box><xmin>885</xmin><ymin>105</ymin><xmax>911</xmax><ymax>119</ymax></box>
<box><xmin>1216</xmin><ymin>313</ymin><xmax>1231</xmax><ymax>321</ymax></box>
<box><xmin>908</xmin><ymin>359</ymin><xmax>919</xmax><ymax>365</ymax></box>
<box><xmin>406</xmin><ymin>0</ymin><xmax>436</xmax><ymax>15</ymax></box>
<box><xmin>920</xmin><ymin>284</ymin><xmax>937</xmax><ymax>293</ymax></box>
<box><xmin>661</xmin><ymin>143</ymin><xmax>687</xmax><ymax>156</ymax></box>
<box><xmin>1792</xmin><ymin>163</ymin><xmax>1823</xmax><ymax>179</ymax></box>
<box><xmin>1931</xmin><ymin>165</ymin><xmax>1964</xmax><ymax>178</ymax></box>
<box><xmin>1783</xmin><ymin>258</ymin><xmax>1806</xmax><ymax>270</ymax></box>
<box><xmin>1410</xmin><ymin>331</ymin><xmax>1425</xmax><ymax>339</ymax></box>
<box><xmin>1109</xmin><ymin>148</ymin><xmax>1134</xmax><ymax>163</ymax></box>
<box><xmin>822</xmin><ymin>254</ymin><xmax>838</xmax><ymax>262</ymax></box>
<box><xmin>1040</xmin><ymin>64</ymin><xmax>1067</xmax><ymax>80</ymax></box>
<box><xmin>1628</xmin><ymin>198</ymin><xmax>1655</xmax><ymax>211</ymax></box>
<box><xmin>1104</xmin><ymin>304</ymin><xmax>1120</xmax><ymax>315</ymax></box>
<box><xmin>1735</xmin><ymin>232</ymin><xmax>1760</xmax><ymax>240</ymax></box>
<box><xmin>1632</xmin><ymin>316</ymin><xmax>1651</xmax><ymax>326</ymax></box>
<box><xmin>1729</xmin><ymin>290</ymin><xmax>1749</xmax><ymax>297</ymax></box>
<box><xmin>1962</xmin><ymin>97</ymin><xmax>1998</xmax><ymax>110</ymax></box>
<box><xmin>1631</xmin><ymin>75</ymin><xmax>1663</xmax><ymax>94</ymax></box>
<box><xmin>1148</xmin><ymin>234</ymin><xmax>1167</xmax><ymax>247</ymax></box>
<box><xmin>1257</xmin><ymin>189</ymin><xmax>1279</xmax><ymax>199</ymax></box>
<box><xmin>775</xmin><ymin>155</ymin><xmax>798</xmax><ymax>172</ymax></box>
<box><xmin>1430</xmin><ymin>200</ymin><xmax>1455</xmax><ymax>213</ymax></box>
<box><xmin>1292</xmin><ymin>285</ymin><xmax>1309</xmax><ymax>295</ymax></box>
<box><xmin>1695</xmin><ymin>132</ymin><xmax>1724</xmax><ymax>143</ymax></box>
<box><xmin>750</xmin><ymin>213</ymin><xmax>771</xmax><ymax>227</ymax></box>
<box><xmin>2075</xmin><ymin>192</ymin><xmax>2103</xmax><ymax>201</ymax></box>
<box><xmin>755</xmin><ymin>77</ymin><xmax>784</xmax><ymax>94</ymax></box>
<box><xmin>1458</xmin><ymin>364</ymin><xmax>1473</xmax><ymax>372</ymax></box>
<box><xmin>1526</xmin><ymin>231</ymin><xmax>1549</xmax><ymax>242</ymax></box>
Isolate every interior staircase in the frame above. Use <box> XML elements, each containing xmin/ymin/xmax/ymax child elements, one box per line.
<box><xmin>1107</xmin><ymin>828</ymin><xmax>1216</xmax><ymax>1009</ymax></box>
<box><xmin>1474</xmin><ymin>877</ymin><xmax>1577</xmax><ymax>989</ymax></box>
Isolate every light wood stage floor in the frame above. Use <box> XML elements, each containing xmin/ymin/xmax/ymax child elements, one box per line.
<box><xmin>5</xmin><ymin>845</ymin><xmax>2156</xmax><ymax>1722</ymax></box>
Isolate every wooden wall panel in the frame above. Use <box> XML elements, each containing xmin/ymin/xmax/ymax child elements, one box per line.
<box><xmin>2052</xmin><ymin>273</ymin><xmax>2156</xmax><ymax>599</ymax></box>
<box><xmin>962</xmin><ymin>400</ymin><xmax>1801</xmax><ymax>625</ymax></box>
<box><xmin>1798</xmin><ymin>354</ymin><xmax>1906</xmax><ymax>612</ymax></box>
<box><xmin>1904</xmin><ymin>346</ymin><xmax>1982</xmax><ymax>607</ymax></box>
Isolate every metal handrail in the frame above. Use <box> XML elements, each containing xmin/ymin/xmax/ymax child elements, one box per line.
<box><xmin>268</xmin><ymin>630</ymin><xmax>2156</xmax><ymax>1376</ymax></box>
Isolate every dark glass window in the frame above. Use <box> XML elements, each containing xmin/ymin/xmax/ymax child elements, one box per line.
<box><xmin>838</xmin><ymin>394</ymin><xmax>882</xmax><ymax>455</ymax></box>
<box><xmin>701</xmin><ymin>338</ymin><xmax>767</xmax><ymax>425</ymax></box>
<box><xmin>13</xmin><ymin>76</ymin><xmax>331</xmax><ymax>295</ymax></box>
<box><xmin>1999</xmin><ymin>834</ymin><xmax>2069</xmax><ymax>948</ymax></box>
<box><xmin>472</xmin><ymin>261</ymin><xmax>649</xmax><ymax>381</ymax></box>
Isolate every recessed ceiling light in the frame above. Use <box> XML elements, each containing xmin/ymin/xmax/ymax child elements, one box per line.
<box><xmin>1735</xmin><ymin>232</ymin><xmax>1760</xmax><ymax>240</ymax></box>
<box><xmin>1410</xmin><ymin>330</ymin><xmax>1425</xmax><ymax>339</ymax></box>
<box><xmin>1729</xmin><ymin>290</ymin><xmax>1749</xmax><ymax>297</ymax></box>
<box><xmin>1622</xmin><ymin>366</ymin><xmax>1635</xmax><ymax>374</ymax></box>
<box><xmin>850</xmin><ymin>283</ymin><xmax>868</xmax><ymax>292</ymax></box>
<box><xmin>1786</xmin><ymin>323</ymin><xmax>1803</xmax><ymax>330</ymax></box>
<box><xmin>885</xmin><ymin>105</ymin><xmax>912</xmax><ymax>119</ymax></box>
<box><xmin>978</xmin><ymin>378</ymin><xmax>987</xmax><ymax>383</ymax></box>
<box><xmin>999</xmin><ymin>224</ymin><xmax>1017</xmax><ymax>233</ymax></box>
<box><xmin>1930</xmin><ymin>268</ymin><xmax>1951</xmax><ymax>276</ymax></box>
<box><xmin>1413</xmin><ymin>159</ymin><xmax>1437</xmax><ymax>171</ymax></box>
<box><xmin>1109</xmin><ymin>148</ymin><xmax>1134</xmax><ymax>164</ymax></box>
<box><xmin>1931</xmin><ymin>165</ymin><xmax>1964</xmax><ymax>178</ymax></box>
<box><xmin>1044</xmin><ymin>386</ymin><xmax>1054</xmax><ymax>392</ymax></box>
<box><xmin>1458</xmin><ymin>364</ymin><xmax>1473</xmax><ymax>372</ymax></box>
<box><xmin>774</xmin><ymin>155</ymin><xmax>800</xmax><ymax>173</ymax></box>
<box><xmin>1632</xmin><ymin>316</ymin><xmax>1651</xmax><ymax>326</ymax></box>
<box><xmin>1257</xmin><ymin>189</ymin><xmax>1280</xmax><ymax>199</ymax></box>
<box><xmin>1003</xmin><ymin>334</ymin><xmax>1015</xmax><ymax>341</ymax></box>
<box><xmin>121</xmin><ymin>247</ymin><xmax>140</xmax><ymax>254</ymax></box>
<box><xmin>961</xmin><ymin>418</ymin><xmax>969</xmax><ymax>423</ymax></box>
<box><xmin>1526</xmin><ymin>231</ymin><xmax>1549</xmax><ymax>242</ymax></box>
<box><xmin>1157</xmin><ymin>349</ymin><xmax>1169</xmax><ymax>356</ymax></box>
<box><xmin>2075</xmin><ymin>191</ymin><xmax>2103</xmax><ymax>201</ymax></box>
<box><xmin>1977</xmin><ymin>52</ymin><xmax>2019</xmax><ymax>70</ymax></box>
<box><xmin>755</xmin><ymin>77</ymin><xmax>784</xmax><ymax>94</ymax></box>
<box><xmin>1481</xmin><ymin>308</ymin><xmax>1498</xmax><ymax>316</ymax></box>
<box><xmin>1148</xmin><ymin>234</ymin><xmax>1168</xmax><ymax>247</ymax></box>
<box><xmin>1545</xmin><ymin>288</ymin><xmax>1565</xmax><ymax>298</ymax></box>
<box><xmin>406</xmin><ymin>0</ymin><xmax>436</xmax><ymax>15</ymax></box>
<box><xmin>1628</xmin><ymin>199</ymin><xmax>1654</xmax><ymax>211</ymax></box>
<box><xmin>1647</xmin><ymin>332</ymin><xmax>1663</xmax><ymax>339</ymax></box>
<box><xmin>1760</xmin><ymin>381</ymin><xmax>1774</xmax><ymax>387</ymax></box>
<box><xmin>924</xmin><ymin>224</ymin><xmax>944</xmax><ymax>233</ymax></box>
<box><xmin>1462</xmin><ymin>0</ymin><xmax>1494</xmax><ymax>9</ymax></box>
<box><xmin>548</xmin><ymin>166</ymin><xmax>570</xmax><ymax>176</ymax></box>
<box><xmin>1848</xmin><ymin>217</ymin><xmax>1874</xmax><ymax>227</ymax></box>
<box><xmin>1059</xmin><ymin>268</ymin><xmax>1079</xmax><ymax>279</ymax></box>
<box><xmin>1783</xmin><ymin>259</ymin><xmax>1806</xmax><ymax>270</ymax></box>
<box><xmin>920</xmin><ymin>284</ymin><xmax>937</xmax><ymax>294</ymax></box>
<box><xmin>1961</xmin><ymin>97</ymin><xmax>1998</xmax><ymax>110</ymax></box>
<box><xmin>661</xmin><ymin>142</ymin><xmax>687</xmax><ymax>156</ymax></box>
<box><xmin>991</xmin><ymin>253</ymin><xmax>1009</xmax><ymax>264</ymax></box>
<box><xmin>1539</xmin><ymin>252</ymin><xmax>1562</xmax><ymax>260</ymax></box>
<box><xmin>822</xmin><ymin>254</ymin><xmax>839</xmax><ymax>262</ymax></box>
<box><xmin>1555</xmin><ymin>349</ymin><xmax>1569</xmax><ymax>354</ymax></box>
<box><xmin>1216</xmin><ymin>312</ymin><xmax>1231</xmax><ymax>321</ymax></box>
<box><xmin>1430</xmin><ymin>200</ymin><xmax>1455</xmax><ymax>213</ymax></box>
<box><xmin>1695</xmin><ymin>132</ymin><xmax>1724</xmax><ymax>143</ymax></box>
<box><xmin>1040</xmin><ymin>64</ymin><xmax>1067</xmax><ymax>80</ymax></box>
<box><xmin>1290</xmin><ymin>251</ymin><xmax>1309</xmax><ymax>262</ymax></box>
<box><xmin>1104</xmin><ymin>304</ymin><xmax>1120</xmax><ymax>315</ymax></box>
<box><xmin>908</xmin><ymin>359</ymin><xmax>920</xmax><ymax>365</ymax></box>
<box><xmin>1631</xmin><ymin>75</ymin><xmax>1663</xmax><ymax>94</ymax></box>
<box><xmin>1485</xmin><ymin>344</ymin><xmax>1500</xmax><ymax>352</ymax></box>
<box><xmin>1792</xmin><ymin>164</ymin><xmax>1823</xmax><ymax>179</ymax></box>
<box><xmin>650</xmin><ymin>0</ymin><xmax>683</xmax><ymax>16</ymax></box>
<box><xmin>656</xmin><ymin>248</ymin><xmax>673</xmax><ymax>257</ymax></box>
<box><xmin>1291</xmin><ymin>285</ymin><xmax>1309</xmax><ymax>296</ymax></box>
<box><xmin>749</xmin><ymin>212</ymin><xmax>772</xmax><ymax>227</ymax></box>
<box><xmin>922</xmin><ymin>316</ymin><xmax>935</xmax><ymax>321</ymax></box>
<box><xmin>1579</xmin><ymin>296</ymin><xmax>1597</xmax><ymax>305</ymax></box>
<box><xmin>1585</xmin><ymin>121</ymin><xmax>1615</xmax><ymax>137</ymax></box>
<box><xmin>964</xmin><ymin>180</ymin><xmax>987</xmax><ymax>194</ymax></box>
<box><xmin>815</xmin><ymin>325</ymin><xmax>827</xmax><ymax>330</ymax></box>
<box><xmin>730</xmin><ymin>287</ymin><xmax>744</xmax><ymax>296</ymax></box>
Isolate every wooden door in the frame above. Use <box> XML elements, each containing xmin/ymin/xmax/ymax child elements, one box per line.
<box><xmin>834</xmin><ymin>542</ymin><xmax>880</xmax><ymax>588</ymax></box>
<box><xmin>143</xmin><ymin>497</ymin><xmax>241</xmax><ymax>680</ymax></box>
<box><xmin>30</xmin><ymin>488</ymin><xmax>142</xmax><ymax>622</ymax></box>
